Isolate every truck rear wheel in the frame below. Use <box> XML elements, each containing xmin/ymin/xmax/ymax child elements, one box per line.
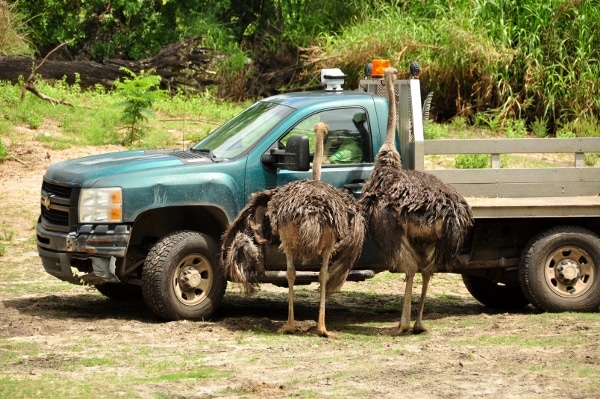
<box><xmin>519</xmin><ymin>226</ymin><xmax>600</xmax><ymax>312</ymax></box>
<box><xmin>462</xmin><ymin>274</ymin><xmax>530</xmax><ymax>310</ymax></box>
<box><xmin>142</xmin><ymin>230</ymin><xmax>226</xmax><ymax>321</ymax></box>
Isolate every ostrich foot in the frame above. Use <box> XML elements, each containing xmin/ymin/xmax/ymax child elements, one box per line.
<box><xmin>390</xmin><ymin>325</ymin><xmax>411</xmax><ymax>336</ymax></box>
<box><xmin>278</xmin><ymin>322</ymin><xmax>296</xmax><ymax>335</ymax></box>
<box><xmin>412</xmin><ymin>323</ymin><xmax>428</xmax><ymax>334</ymax></box>
<box><xmin>316</xmin><ymin>327</ymin><xmax>337</xmax><ymax>339</ymax></box>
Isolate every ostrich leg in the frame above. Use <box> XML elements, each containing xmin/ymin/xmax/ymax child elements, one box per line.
<box><xmin>413</xmin><ymin>270</ymin><xmax>432</xmax><ymax>334</ymax></box>
<box><xmin>413</xmin><ymin>244</ymin><xmax>436</xmax><ymax>333</ymax></box>
<box><xmin>280</xmin><ymin>252</ymin><xmax>296</xmax><ymax>334</ymax></box>
<box><xmin>316</xmin><ymin>250</ymin><xmax>334</xmax><ymax>338</ymax></box>
<box><xmin>395</xmin><ymin>271</ymin><xmax>415</xmax><ymax>335</ymax></box>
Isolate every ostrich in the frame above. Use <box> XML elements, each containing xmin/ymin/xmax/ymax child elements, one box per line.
<box><xmin>359</xmin><ymin>67</ymin><xmax>474</xmax><ymax>335</ymax></box>
<box><xmin>221</xmin><ymin>122</ymin><xmax>365</xmax><ymax>337</ymax></box>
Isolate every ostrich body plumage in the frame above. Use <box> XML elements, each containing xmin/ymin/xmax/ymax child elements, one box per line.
<box><xmin>221</xmin><ymin>122</ymin><xmax>365</xmax><ymax>337</ymax></box>
<box><xmin>358</xmin><ymin>67</ymin><xmax>473</xmax><ymax>334</ymax></box>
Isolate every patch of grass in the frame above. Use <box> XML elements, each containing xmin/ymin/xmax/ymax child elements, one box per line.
<box><xmin>0</xmin><ymin>79</ymin><xmax>248</xmax><ymax>152</ymax></box>
<box><xmin>578</xmin><ymin>367</ymin><xmax>598</xmax><ymax>378</ymax></box>
<box><xmin>35</xmin><ymin>132</ymin><xmax>74</xmax><ymax>150</ymax></box>
<box><xmin>0</xmin><ymin>221</ymin><xmax>13</xmax><ymax>240</ymax></box>
<box><xmin>137</xmin><ymin>369</ymin><xmax>231</xmax><ymax>383</ymax></box>
<box><xmin>0</xmin><ymin>341</ymin><xmax>37</xmax><ymax>362</ymax></box>
<box><xmin>584</xmin><ymin>153</ymin><xmax>599</xmax><ymax>166</ymax></box>
<box><xmin>424</xmin><ymin>120</ymin><xmax>448</xmax><ymax>139</ymax></box>
<box><xmin>455</xmin><ymin>154</ymin><xmax>489</xmax><ymax>169</ymax></box>
<box><xmin>0</xmin><ymin>375</ymin><xmax>130</xmax><ymax>399</ymax></box>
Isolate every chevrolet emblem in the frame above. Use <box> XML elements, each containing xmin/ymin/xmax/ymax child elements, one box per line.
<box><xmin>41</xmin><ymin>195</ymin><xmax>52</xmax><ymax>210</ymax></box>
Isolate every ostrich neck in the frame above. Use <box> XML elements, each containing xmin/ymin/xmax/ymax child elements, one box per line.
<box><xmin>384</xmin><ymin>74</ymin><xmax>397</xmax><ymax>147</ymax></box>
<box><xmin>313</xmin><ymin>129</ymin><xmax>324</xmax><ymax>181</ymax></box>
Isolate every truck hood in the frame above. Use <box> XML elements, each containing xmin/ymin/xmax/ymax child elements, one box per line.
<box><xmin>43</xmin><ymin>149</ymin><xmax>213</xmax><ymax>186</ymax></box>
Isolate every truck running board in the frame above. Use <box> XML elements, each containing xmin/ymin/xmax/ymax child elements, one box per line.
<box><xmin>261</xmin><ymin>270</ymin><xmax>376</xmax><ymax>286</ymax></box>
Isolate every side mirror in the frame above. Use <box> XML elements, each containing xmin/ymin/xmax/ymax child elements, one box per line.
<box><xmin>261</xmin><ymin>135</ymin><xmax>310</xmax><ymax>172</ymax></box>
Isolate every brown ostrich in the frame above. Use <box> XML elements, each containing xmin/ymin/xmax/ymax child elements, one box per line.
<box><xmin>358</xmin><ymin>67</ymin><xmax>474</xmax><ymax>335</ymax></box>
<box><xmin>221</xmin><ymin>122</ymin><xmax>365</xmax><ymax>337</ymax></box>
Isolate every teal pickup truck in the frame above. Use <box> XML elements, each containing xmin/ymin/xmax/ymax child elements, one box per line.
<box><xmin>37</xmin><ymin>66</ymin><xmax>600</xmax><ymax>320</ymax></box>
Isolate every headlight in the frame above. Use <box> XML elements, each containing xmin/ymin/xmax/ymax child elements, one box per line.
<box><xmin>79</xmin><ymin>187</ymin><xmax>123</xmax><ymax>223</ymax></box>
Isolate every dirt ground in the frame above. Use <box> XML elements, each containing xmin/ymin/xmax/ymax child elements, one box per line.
<box><xmin>0</xmin><ymin>128</ymin><xmax>599</xmax><ymax>398</ymax></box>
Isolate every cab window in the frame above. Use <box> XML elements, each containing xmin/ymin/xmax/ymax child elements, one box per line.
<box><xmin>279</xmin><ymin>108</ymin><xmax>372</xmax><ymax>164</ymax></box>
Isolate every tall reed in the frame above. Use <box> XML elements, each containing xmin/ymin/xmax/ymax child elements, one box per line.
<box><xmin>315</xmin><ymin>0</ymin><xmax>600</xmax><ymax>131</ymax></box>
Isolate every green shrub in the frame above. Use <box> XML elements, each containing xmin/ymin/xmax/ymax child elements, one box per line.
<box><xmin>423</xmin><ymin>121</ymin><xmax>447</xmax><ymax>140</ymax></box>
<box><xmin>114</xmin><ymin>67</ymin><xmax>166</xmax><ymax>145</ymax></box>
<box><xmin>505</xmin><ymin>119</ymin><xmax>527</xmax><ymax>138</ymax></box>
<box><xmin>455</xmin><ymin>154</ymin><xmax>489</xmax><ymax>169</ymax></box>
<box><xmin>530</xmin><ymin>118</ymin><xmax>547</xmax><ymax>138</ymax></box>
<box><xmin>584</xmin><ymin>153</ymin><xmax>599</xmax><ymax>167</ymax></box>
<box><xmin>556</xmin><ymin>128</ymin><xmax>576</xmax><ymax>138</ymax></box>
<box><xmin>450</xmin><ymin>116</ymin><xmax>469</xmax><ymax>130</ymax></box>
<box><xmin>474</xmin><ymin>112</ymin><xmax>502</xmax><ymax>132</ymax></box>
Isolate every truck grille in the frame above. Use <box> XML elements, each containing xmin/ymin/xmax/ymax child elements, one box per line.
<box><xmin>42</xmin><ymin>181</ymin><xmax>73</xmax><ymax>198</ymax></box>
<box><xmin>41</xmin><ymin>181</ymin><xmax>78</xmax><ymax>230</ymax></box>
<box><xmin>41</xmin><ymin>206</ymin><xmax>69</xmax><ymax>225</ymax></box>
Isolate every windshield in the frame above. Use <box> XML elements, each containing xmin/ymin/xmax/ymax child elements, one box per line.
<box><xmin>191</xmin><ymin>101</ymin><xmax>294</xmax><ymax>159</ymax></box>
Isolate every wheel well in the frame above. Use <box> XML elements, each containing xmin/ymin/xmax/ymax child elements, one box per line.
<box><xmin>129</xmin><ymin>206</ymin><xmax>228</xmax><ymax>257</ymax></box>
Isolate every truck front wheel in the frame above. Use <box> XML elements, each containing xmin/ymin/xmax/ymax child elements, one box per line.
<box><xmin>142</xmin><ymin>231</ymin><xmax>226</xmax><ymax>321</ymax></box>
<box><xmin>519</xmin><ymin>226</ymin><xmax>600</xmax><ymax>312</ymax></box>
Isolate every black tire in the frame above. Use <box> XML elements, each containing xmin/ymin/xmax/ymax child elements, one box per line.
<box><xmin>95</xmin><ymin>283</ymin><xmax>142</xmax><ymax>300</ymax></box>
<box><xmin>462</xmin><ymin>274</ymin><xmax>530</xmax><ymax>310</ymax></box>
<box><xmin>141</xmin><ymin>230</ymin><xmax>227</xmax><ymax>321</ymax></box>
<box><xmin>519</xmin><ymin>226</ymin><xmax>600</xmax><ymax>312</ymax></box>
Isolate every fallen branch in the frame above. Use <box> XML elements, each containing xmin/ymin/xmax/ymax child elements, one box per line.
<box><xmin>8</xmin><ymin>155</ymin><xmax>28</xmax><ymax>165</ymax></box>
<box><xmin>21</xmin><ymin>41</ymin><xmax>75</xmax><ymax>106</ymax></box>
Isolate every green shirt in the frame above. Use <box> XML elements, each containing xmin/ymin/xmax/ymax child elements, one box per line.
<box><xmin>328</xmin><ymin>139</ymin><xmax>363</xmax><ymax>164</ymax></box>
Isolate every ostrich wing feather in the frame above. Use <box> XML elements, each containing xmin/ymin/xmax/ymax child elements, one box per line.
<box><xmin>220</xmin><ymin>189</ymin><xmax>276</xmax><ymax>293</ymax></box>
<box><xmin>267</xmin><ymin>179</ymin><xmax>365</xmax><ymax>296</ymax></box>
<box><xmin>359</xmin><ymin>162</ymin><xmax>473</xmax><ymax>268</ymax></box>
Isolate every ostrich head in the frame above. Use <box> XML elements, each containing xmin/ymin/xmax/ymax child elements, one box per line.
<box><xmin>312</xmin><ymin>122</ymin><xmax>329</xmax><ymax>181</ymax></box>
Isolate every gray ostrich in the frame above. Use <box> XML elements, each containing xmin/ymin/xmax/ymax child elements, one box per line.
<box><xmin>359</xmin><ymin>67</ymin><xmax>474</xmax><ymax>335</ymax></box>
<box><xmin>221</xmin><ymin>122</ymin><xmax>365</xmax><ymax>337</ymax></box>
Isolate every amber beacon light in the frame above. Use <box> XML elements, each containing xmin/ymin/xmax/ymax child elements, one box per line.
<box><xmin>370</xmin><ymin>59</ymin><xmax>391</xmax><ymax>78</ymax></box>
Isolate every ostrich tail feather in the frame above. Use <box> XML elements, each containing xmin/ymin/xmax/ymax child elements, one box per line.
<box><xmin>325</xmin><ymin>211</ymin><xmax>366</xmax><ymax>297</ymax></box>
<box><xmin>435</xmin><ymin>200</ymin><xmax>474</xmax><ymax>269</ymax></box>
<box><xmin>220</xmin><ymin>190</ymin><xmax>274</xmax><ymax>293</ymax></box>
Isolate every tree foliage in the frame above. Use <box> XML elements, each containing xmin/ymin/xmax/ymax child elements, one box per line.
<box><xmin>3</xmin><ymin>0</ymin><xmax>600</xmax><ymax>130</ymax></box>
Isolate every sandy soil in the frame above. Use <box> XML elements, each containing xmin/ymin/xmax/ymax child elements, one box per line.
<box><xmin>0</xmin><ymin>127</ymin><xmax>598</xmax><ymax>398</ymax></box>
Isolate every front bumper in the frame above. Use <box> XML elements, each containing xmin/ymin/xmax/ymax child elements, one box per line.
<box><xmin>36</xmin><ymin>222</ymin><xmax>131</xmax><ymax>284</ymax></box>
